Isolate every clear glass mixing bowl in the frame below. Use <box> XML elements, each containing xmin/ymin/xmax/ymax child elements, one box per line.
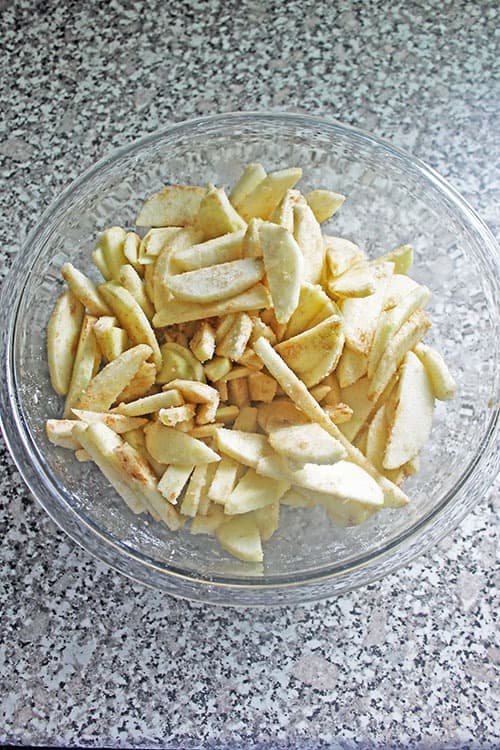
<box><xmin>0</xmin><ymin>112</ymin><xmax>498</xmax><ymax>605</ymax></box>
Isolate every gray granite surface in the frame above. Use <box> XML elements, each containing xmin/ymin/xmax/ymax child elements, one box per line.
<box><xmin>0</xmin><ymin>0</ymin><xmax>498</xmax><ymax>747</ymax></box>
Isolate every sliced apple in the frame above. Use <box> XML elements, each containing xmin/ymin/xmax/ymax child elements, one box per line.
<box><xmin>268</xmin><ymin>422</ymin><xmax>346</xmax><ymax>468</ymax></box>
<box><xmin>196</xmin><ymin>185</ymin><xmax>247</xmax><ymax>240</ymax></box>
<box><xmin>190</xmin><ymin>502</ymin><xmax>227</xmax><ymax>535</ymax></box>
<box><xmin>165</xmin><ymin>258</ymin><xmax>264</xmax><ymax>304</ymax></box>
<box><xmin>269</xmin><ymin>189</ymin><xmax>304</xmax><ymax>232</ymax></box>
<box><xmin>135</xmin><ymin>185</ymin><xmax>205</xmax><ymax>227</ymax></box>
<box><xmin>328</xmin><ymin>264</ymin><xmax>377</xmax><ymax>298</ymax></box>
<box><xmin>340</xmin><ymin>262</ymin><xmax>393</xmax><ymax>355</ymax></box>
<box><xmin>384</xmin><ymin>351</ymin><xmax>435</xmax><ymax>469</ymax></box>
<box><xmin>336</xmin><ymin>348</ymin><xmax>368</xmax><ymax>389</ymax></box>
<box><xmin>77</xmin><ymin>344</ymin><xmax>152</xmax><ymax>411</ymax></box>
<box><xmin>214</xmin><ymin>427</ymin><xmax>270</xmax><ymax>468</ymax></box>
<box><xmin>47</xmin><ymin>290</ymin><xmax>85</xmax><ymax>396</ymax></box>
<box><xmin>241</xmin><ymin>218</ymin><xmax>263</xmax><ymax>258</ymax></box>
<box><xmin>413</xmin><ymin>343</ymin><xmax>457</xmax><ymax>401</ymax></box>
<box><xmin>95</xmin><ymin>227</ymin><xmax>128</xmax><ymax>280</ymax></box>
<box><xmin>116</xmin><ymin>361</ymin><xmax>156</xmax><ymax>403</ymax></box>
<box><xmin>216</xmin><ymin>514</ymin><xmax>263</xmax><ymax>562</ymax></box>
<box><xmin>158</xmin><ymin>464</ymin><xmax>194</xmax><ymax>505</ymax></box>
<box><xmin>172</xmin><ymin>230</ymin><xmax>245</xmax><ymax>272</ymax></box>
<box><xmin>284</xmin><ymin>283</ymin><xmax>338</xmax><ymax>339</ymax></box>
<box><xmin>325</xmin><ymin>236</ymin><xmax>366</xmax><ymax>277</ymax></box>
<box><xmin>382</xmin><ymin>273</ymin><xmax>420</xmax><ymax>310</ymax></box>
<box><xmin>258</xmin><ymin>221</ymin><xmax>304</xmax><ymax>324</ymax></box>
<box><xmin>46</xmin><ymin>419</ymin><xmax>80</xmax><ymax>450</ymax></box>
<box><xmin>305</xmin><ymin>189</ymin><xmax>345</xmax><ymax>223</ymax></box>
<box><xmin>216</xmin><ymin>313</ymin><xmax>253</xmax><ymax>360</ymax></box>
<box><xmin>111</xmin><ymin>389</ymin><xmax>184</xmax><ymax>416</ymax></box>
<box><xmin>252</xmin><ymin>500</ymin><xmax>280</xmax><ymax>542</ymax></box>
<box><xmin>274</xmin><ymin>314</ymin><xmax>344</xmax><ymax>387</ymax></box>
<box><xmin>118</xmin><ymin>264</ymin><xmax>155</xmax><ymax>320</ymax></box>
<box><xmin>236</xmin><ymin>167</ymin><xmax>302</xmax><ymax>221</ymax></box>
<box><xmin>153</xmin><ymin>227</ymin><xmax>204</xmax><ymax>308</ymax></box>
<box><xmin>61</xmin><ymin>263</ymin><xmax>111</xmax><ymax>316</ymax></box>
<box><xmin>224</xmin><ymin>468</ymin><xmax>289</xmax><ymax>515</ymax></box>
<box><xmin>71</xmin><ymin>409</ymin><xmax>148</xmax><ymax>433</ymax></box>
<box><xmin>293</xmin><ymin>202</ymin><xmax>325</xmax><ymax>284</ymax></box>
<box><xmin>230</xmin><ymin>163</ymin><xmax>267</xmax><ymax>209</ymax></box>
<box><xmin>139</xmin><ymin>228</ymin><xmax>181</xmax><ymax>264</ymax></box>
<box><xmin>373</xmin><ymin>244</ymin><xmax>413</xmax><ymax>274</ymax></box>
<box><xmin>180</xmin><ymin>464</ymin><xmax>209</xmax><ymax>517</ymax></box>
<box><xmin>144</xmin><ymin>421</ymin><xmax>220</xmax><ymax>465</ymax></box>
<box><xmin>63</xmin><ymin>315</ymin><xmax>100</xmax><ymax>418</ymax></box>
<box><xmin>208</xmin><ymin>454</ymin><xmax>240</xmax><ymax>504</ymax></box>
<box><xmin>257</xmin><ymin>399</ymin><xmax>310</xmax><ymax>433</ymax></box>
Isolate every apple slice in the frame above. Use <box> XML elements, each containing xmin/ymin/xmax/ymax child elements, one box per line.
<box><xmin>224</xmin><ymin>468</ymin><xmax>289</xmax><ymax>515</ymax></box>
<box><xmin>216</xmin><ymin>313</ymin><xmax>253</xmax><ymax>360</ymax></box>
<box><xmin>252</xmin><ymin>501</ymin><xmax>280</xmax><ymax>541</ymax></box>
<box><xmin>95</xmin><ymin>227</ymin><xmax>128</xmax><ymax>279</ymax></box>
<box><xmin>63</xmin><ymin>315</ymin><xmax>100</xmax><ymax>418</ymax></box>
<box><xmin>236</xmin><ymin>167</ymin><xmax>303</xmax><ymax>221</ymax></box>
<box><xmin>274</xmin><ymin>314</ymin><xmax>344</xmax><ymax>387</ymax></box>
<box><xmin>216</xmin><ymin>514</ymin><xmax>263</xmax><ymax>562</ymax></box>
<box><xmin>61</xmin><ymin>263</ymin><xmax>111</xmax><ymax>316</ymax></box>
<box><xmin>230</xmin><ymin>163</ymin><xmax>267</xmax><ymax>209</ymax></box>
<box><xmin>328</xmin><ymin>264</ymin><xmax>377</xmax><ymax>298</ymax></box>
<box><xmin>336</xmin><ymin>348</ymin><xmax>368</xmax><ymax>389</ymax></box>
<box><xmin>269</xmin><ymin>189</ymin><xmax>304</xmax><ymax>232</ymax></box>
<box><xmin>214</xmin><ymin>427</ymin><xmax>270</xmax><ymax>468</ymax></box>
<box><xmin>384</xmin><ymin>351</ymin><xmax>435</xmax><ymax>469</ymax></box>
<box><xmin>190</xmin><ymin>502</ymin><xmax>227</xmax><ymax>535</ymax></box>
<box><xmin>165</xmin><ymin>258</ymin><xmax>264</xmax><ymax>303</ymax></box>
<box><xmin>47</xmin><ymin>290</ymin><xmax>85</xmax><ymax>396</ymax></box>
<box><xmin>284</xmin><ymin>282</ymin><xmax>338</xmax><ymax>339</ymax></box>
<box><xmin>77</xmin><ymin>344</ymin><xmax>152</xmax><ymax>412</ymax></box>
<box><xmin>257</xmin><ymin>399</ymin><xmax>310</xmax><ymax>433</ymax></box>
<box><xmin>118</xmin><ymin>264</ymin><xmax>155</xmax><ymax>320</ymax></box>
<box><xmin>116</xmin><ymin>361</ymin><xmax>156</xmax><ymax>403</ymax></box>
<box><xmin>196</xmin><ymin>185</ymin><xmax>247</xmax><ymax>240</ymax></box>
<box><xmin>46</xmin><ymin>419</ymin><xmax>81</xmax><ymax>450</ymax></box>
<box><xmin>368</xmin><ymin>284</ymin><xmax>431</xmax><ymax>378</ymax></box>
<box><xmin>368</xmin><ymin>309</ymin><xmax>431</xmax><ymax>402</ymax></box>
<box><xmin>144</xmin><ymin>421</ymin><xmax>220</xmax><ymax>465</ymax></box>
<box><xmin>180</xmin><ymin>464</ymin><xmax>209</xmax><ymax>517</ymax></box>
<box><xmin>293</xmin><ymin>202</ymin><xmax>325</xmax><ymax>284</ymax></box>
<box><xmin>413</xmin><ymin>343</ymin><xmax>457</xmax><ymax>400</ymax></box>
<box><xmin>208</xmin><ymin>454</ymin><xmax>240</xmax><ymax>504</ymax></box>
<box><xmin>71</xmin><ymin>409</ymin><xmax>147</xmax><ymax>433</ymax></box>
<box><xmin>111</xmin><ymin>389</ymin><xmax>184</xmax><ymax>416</ymax></box>
<box><xmin>172</xmin><ymin>230</ymin><xmax>245</xmax><ymax>272</ymax></box>
<box><xmin>135</xmin><ymin>185</ymin><xmax>205</xmax><ymax>227</ymax></box>
<box><xmin>340</xmin><ymin>262</ymin><xmax>394</xmax><ymax>355</ymax></box>
<box><xmin>268</xmin><ymin>423</ymin><xmax>346</xmax><ymax>468</ymax></box>
<box><xmin>305</xmin><ymin>190</ymin><xmax>345</xmax><ymax>223</ymax></box>
<box><xmin>99</xmin><ymin>281</ymin><xmax>162</xmax><ymax>370</ymax></box>
<box><xmin>153</xmin><ymin>227</ymin><xmax>204</xmax><ymax>308</ymax></box>
<box><xmin>258</xmin><ymin>221</ymin><xmax>304</xmax><ymax>324</ymax></box>
<box><xmin>158</xmin><ymin>464</ymin><xmax>195</xmax><ymax>505</ymax></box>
<box><xmin>325</xmin><ymin>236</ymin><xmax>366</xmax><ymax>277</ymax></box>
<box><xmin>373</xmin><ymin>244</ymin><xmax>413</xmax><ymax>274</ymax></box>
<box><xmin>383</xmin><ymin>273</ymin><xmax>420</xmax><ymax>310</ymax></box>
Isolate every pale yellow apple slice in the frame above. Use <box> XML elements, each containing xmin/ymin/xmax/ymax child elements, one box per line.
<box><xmin>99</xmin><ymin>282</ymin><xmax>162</xmax><ymax>370</ymax></box>
<box><xmin>95</xmin><ymin>227</ymin><xmax>128</xmax><ymax>280</ymax></box>
<box><xmin>258</xmin><ymin>221</ymin><xmax>304</xmax><ymax>324</ymax></box>
<box><xmin>216</xmin><ymin>313</ymin><xmax>253</xmax><ymax>360</ymax></box>
<box><xmin>71</xmin><ymin>409</ymin><xmax>147</xmax><ymax>433</ymax></box>
<box><xmin>117</xmin><ymin>359</ymin><xmax>156</xmax><ymax>404</ymax></box>
<box><xmin>208</xmin><ymin>454</ymin><xmax>240</xmax><ymax>504</ymax></box>
<box><xmin>241</xmin><ymin>218</ymin><xmax>263</xmax><ymax>258</ymax></box>
<box><xmin>236</xmin><ymin>167</ymin><xmax>302</xmax><ymax>221</ymax></box>
<box><xmin>224</xmin><ymin>468</ymin><xmax>289</xmax><ymax>515</ymax></box>
<box><xmin>274</xmin><ymin>314</ymin><xmax>344</xmax><ymax>387</ymax></box>
<box><xmin>269</xmin><ymin>189</ymin><xmax>304</xmax><ymax>232</ymax></box>
<box><xmin>368</xmin><ymin>309</ymin><xmax>431</xmax><ymax>402</ymax></box>
<box><xmin>230</xmin><ymin>163</ymin><xmax>267</xmax><ymax>208</ymax></box>
<box><xmin>328</xmin><ymin>264</ymin><xmax>376</xmax><ymax>298</ymax></box>
<box><xmin>190</xmin><ymin>321</ymin><xmax>216</xmax><ymax>363</ymax></box>
<box><xmin>93</xmin><ymin>317</ymin><xmax>128</xmax><ymax>362</ymax></box>
<box><xmin>139</xmin><ymin>228</ymin><xmax>181</xmax><ymax>264</ymax></box>
<box><xmin>180</xmin><ymin>464</ymin><xmax>209</xmax><ymax>517</ymax></box>
<box><xmin>118</xmin><ymin>264</ymin><xmax>155</xmax><ymax>320</ymax></box>
<box><xmin>340</xmin><ymin>262</ymin><xmax>394</xmax><ymax>355</ymax></box>
<box><xmin>216</xmin><ymin>514</ymin><xmax>263</xmax><ymax>562</ymax></box>
<box><xmin>157</xmin><ymin>342</ymin><xmax>205</xmax><ymax>385</ymax></box>
<box><xmin>111</xmin><ymin>389</ymin><xmax>184</xmax><ymax>416</ymax></box>
<box><xmin>47</xmin><ymin>290</ymin><xmax>85</xmax><ymax>396</ymax></box>
<box><xmin>252</xmin><ymin>337</ymin><xmax>409</xmax><ymax>507</ymax></box>
<box><xmin>153</xmin><ymin>227</ymin><xmax>204</xmax><ymax>308</ymax></box>
<box><xmin>268</xmin><ymin>423</ymin><xmax>346</xmax><ymax>468</ymax></box>
<box><xmin>252</xmin><ymin>501</ymin><xmax>280</xmax><ymax>542</ymax></box>
<box><xmin>293</xmin><ymin>202</ymin><xmax>325</xmax><ymax>284</ymax></box>
<box><xmin>384</xmin><ymin>351</ymin><xmax>435</xmax><ymax>469</ymax></box>
<box><xmin>46</xmin><ymin>419</ymin><xmax>81</xmax><ymax>450</ymax></box>
<box><xmin>196</xmin><ymin>185</ymin><xmax>247</xmax><ymax>240</ymax></box>
<box><xmin>214</xmin><ymin>428</ymin><xmax>270</xmax><ymax>468</ymax></box>
<box><xmin>373</xmin><ymin>244</ymin><xmax>413</xmax><ymax>274</ymax></box>
<box><xmin>158</xmin><ymin>404</ymin><xmax>196</xmax><ymax>427</ymax></box>
<box><xmin>61</xmin><ymin>263</ymin><xmax>111</xmax><ymax>316</ymax></box>
<box><xmin>284</xmin><ymin>283</ymin><xmax>338</xmax><ymax>339</ymax></box>
<box><xmin>325</xmin><ymin>236</ymin><xmax>366</xmax><ymax>277</ymax></box>
<box><xmin>144</xmin><ymin>421</ymin><xmax>220</xmax><ymax>465</ymax></box>
<box><xmin>154</xmin><ymin>283</ymin><xmax>271</xmax><ymax>327</ymax></box>
<box><xmin>77</xmin><ymin>344</ymin><xmax>152</xmax><ymax>411</ymax></box>
<box><xmin>413</xmin><ymin>343</ymin><xmax>457</xmax><ymax>400</ymax></box>
<box><xmin>257</xmin><ymin>399</ymin><xmax>310</xmax><ymax>433</ymax></box>
<box><xmin>123</xmin><ymin>231</ymin><xmax>142</xmax><ymax>273</ymax></box>
<box><xmin>368</xmin><ymin>284</ymin><xmax>431</xmax><ymax>378</ymax></box>
<box><xmin>122</xmin><ymin>427</ymin><xmax>166</xmax><ymax>478</ymax></box>
<box><xmin>165</xmin><ymin>258</ymin><xmax>264</xmax><ymax>303</ymax></box>
<box><xmin>305</xmin><ymin>189</ymin><xmax>345</xmax><ymax>223</ymax></box>
<box><xmin>172</xmin><ymin>230</ymin><xmax>245</xmax><ymax>272</ymax></box>
<box><xmin>247</xmin><ymin>371</ymin><xmax>278</xmax><ymax>402</ymax></box>
<box><xmin>383</xmin><ymin>273</ymin><xmax>420</xmax><ymax>310</ymax></box>
<box><xmin>336</xmin><ymin>348</ymin><xmax>368</xmax><ymax>389</ymax></box>
<box><xmin>136</xmin><ymin>185</ymin><xmax>205</xmax><ymax>227</ymax></box>
<box><xmin>158</xmin><ymin>464</ymin><xmax>195</xmax><ymax>505</ymax></box>
<box><xmin>63</xmin><ymin>315</ymin><xmax>100</xmax><ymax>418</ymax></box>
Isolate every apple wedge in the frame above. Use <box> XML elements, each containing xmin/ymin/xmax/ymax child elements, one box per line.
<box><xmin>46</xmin><ymin>419</ymin><xmax>81</xmax><ymax>450</ymax></box>
<box><xmin>111</xmin><ymin>389</ymin><xmax>184</xmax><ymax>416</ymax></box>
<box><xmin>172</xmin><ymin>230</ymin><xmax>245</xmax><ymax>272</ymax></box>
<box><xmin>164</xmin><ymin>257</ymin><xmax>264</xmax><ymax>304</ymax></box>
<box><xmin>47</xmin><ymin>290</ymin><xmax>85</xmax><ymax>397</ymax></box>
<box><xmin>208</xmin><ymin>454</ymin><xmax>240</xmax><ymax>504</ymax></box>
<box><xmin>293</xmin><ymin>202</ymin><xmax>325</xmax><ymax>284</ymax></box>
<box><xmin>99</xmin><ymin>281</ymin><xmax>162</xmax><ymax>370</ymax></box>
<box><xmin>157</xmin><ymin>342</ymin><xmax>205</xmax><ymax>385</ymax></box>
<box><xmin>144</xmin><ymin>421</ymin><xmax>220</xmax><ymax>465</ymax></box>
<box><xmin>196</xmin><ymin>185</ymin><xmax>247</xmax><ymax>240</ymax></box>
<box><xmin>235</xmin><ymin>167</ymin><xmax>303</xmax><ymax>222</ymax></box>
<box><xmin>382</xmin><ymin>273</ymin><xmax>420</xmax><ymax>310</ymax></box>
<box><xmin>258</xmin><ymin>221</ymin><xmax>304</xmax><ymax>323</ymax></box>
<box><xmin>269</xmin><ymin>189</ymin><xmax>304</xmax><ymax>232</ymax></box>
<box><xmin>63</xmin><ymin>315</ymin><xmax>100</xmax><ymax>418</ymax></box>
<box><xmin>340</xmin><ymin>262</ymin><xmax>394</xmax><ymax>355</ymax></box>
<box><xmin>373</xmin><ymin>244</ymin><xmax>413</xmax><ymax>274</ymax></box>
<box><xmin>118</xmin><ymin>264</ymin><xmax>155</xmax><ymax>321</ymax></box>
<box><xmin>328</xmin><ymin>264</ymin><xmax>377</xmax><ymax>298</ymax></box>
<box><xmin>325</xmin><ymin>236</ymin><xmax>366</xmax><ymax>277</ymax></box>
<box><xmin>368</xmin><ymin>284</ymin><xmax>431</xmax><ymax>378</ymax></box>
<box><xmin>152</xmin><ymin>227</ymin><xmax>204</xmax><ymax>308</ymax></box>
<box><xmin>71</xmin><ymin>409</ymin><xmax>147</xmax><ymax>433</ymax></box>
<box><xmin>180</xmin><ymin>464</ymin><xmax>209</xmax><ymax>517</ymax></box>
<box><xmin>268</xmin><ymin>423</ymin><xmax>347</xmax><ymax>468</ymax></box>
<box><xmin>61</xmin><ymin>263</ymin><xmax>111</xmax><ymax>316</ymax></box>
<box><xmin>135</xmin><ymin>185</ymin><xmax>205</xmax><ymax>227</ymax></box>
<box><xmin>252</xmin><ymin>500</ymin><xmax>280</xmax><ymax>542</ymax></box>
<box><xmin>305</xmin><ymin>189</ymin><xmax>345</xmax><ymax>223</ymax></box>
<box><xmin>216</xmin><ymin>514</ymin><xmax>263</xmax><ymax>562</ymax></box>
<box><xmin>224</xmin><ymin>468</ymin><xmax>289</xmax><ymax>515</ymax></box>
<box><xmin>123</xmin><ymin>231</ymin><xmax>142</xmax><ymax>272</ymax></box>
<box><xmin>216</xmin><ymin>313</ymin><xmax>253</xmax><ymax>360</ymax></box>
<box><xmin>274</xmin><ymin>314</ymin><xmax>344</xmax><ymax>387</ymax></box>
<box><xmin>230</xmin><ymin>163</ymin><xmax>267</xmax><ymax>209</ymax></box>
<box><xmin>77</xmin><ymin>344</ymin><xmax>152</xmax><ymax>411</ymax></box>
<box><xmin>158</xmin><ymin>464</ymin><xmax>195</xmax><ymax>505</ymax></box>
<box><xmin>95</xmin><ymin>227</ymin><xmax>128</xmax><ymax>280</ymax></box>
<box><xmin>284</xmin><ymin>283</ymin><xmax>338</xmax><ymax>339</ymax></box>
<box><xmin>336</xmin><ymin>348</ymin><xmax>368</xmax><ymax>389</ymax></box>
<box><xmin>139</xmin><ymin>228</ymin><xmax>182</xmax><ymax>264</ymax></box>
<box><xmin>214</xmin><ymin>427</ymin><xmax>270</xmax><ymax>468</ymax></box>
<box><xmin>413</xmin><ymin>343</ymin><xmax>457</xmax><ymax>400</ymax></box>
<box><xmin>384</xmin><ymin>351</ymin><xmax>435</xmax><ymax>469</ymax></box>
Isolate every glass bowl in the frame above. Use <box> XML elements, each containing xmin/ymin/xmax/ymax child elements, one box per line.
<box><xmin>0</xmin><ymin>112</ymin><xmax>498</xmax><ymax>606</ymax></box>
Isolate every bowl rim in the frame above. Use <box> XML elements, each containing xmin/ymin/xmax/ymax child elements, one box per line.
<box><xmin>1</xmin><ymin>110</ymin><xmax>499</xmax><ymax>605</ymax></box>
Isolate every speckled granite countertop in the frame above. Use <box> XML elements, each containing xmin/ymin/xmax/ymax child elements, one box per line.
<box><xmin>1</xmin><ymin>1</ymin><xmax>498</xmax><ymax>748</ymax></box>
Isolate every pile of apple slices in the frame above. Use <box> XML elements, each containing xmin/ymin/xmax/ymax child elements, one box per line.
<box><xmin>45</xmin><ymin>163</ymin><xmax>456</xmax><ymax>563</ymax></box>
